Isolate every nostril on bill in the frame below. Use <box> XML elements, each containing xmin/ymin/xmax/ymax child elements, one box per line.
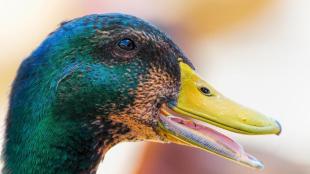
<box><xmin>199</xmin><ymin>87</ymin><xmax>212</xmax><ymax>96</ymax></box>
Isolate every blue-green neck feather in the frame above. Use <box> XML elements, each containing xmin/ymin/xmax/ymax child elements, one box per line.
<box><xmin>3</xmin><ymin>13</ymin><xmax>186</xmax><ymax>174</ymax></box>
<box><xmin>3</xmin><ymin>14</ymin><xmax>148</xmax><ymax>174</ymax></box>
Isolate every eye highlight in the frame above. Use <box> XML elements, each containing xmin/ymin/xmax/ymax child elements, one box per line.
<box><xmin>117</xmin><ymin>38</ymin><xmax>136</xmax><ymax>51</ymax></box>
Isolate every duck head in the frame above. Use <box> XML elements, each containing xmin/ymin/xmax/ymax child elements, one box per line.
<box><xmin>4</xmin><ymin>14</ymin><xmax>281</xmax><ymax>173</ymax></box>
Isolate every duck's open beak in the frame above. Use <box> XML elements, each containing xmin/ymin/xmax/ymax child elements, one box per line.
<box><xmin>158</xmin><ymin>61</ymin><xmax>281</xmax><ymax>169</ymax></box>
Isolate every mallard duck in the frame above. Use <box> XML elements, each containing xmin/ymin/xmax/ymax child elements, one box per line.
<box><xmin>3</xmin><ymin>13</ymin><xmax>281</xmax><ymax>174</ymax></box>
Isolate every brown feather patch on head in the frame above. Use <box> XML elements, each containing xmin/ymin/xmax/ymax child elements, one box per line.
<box><xmin>108</xmin><ymin>62</ymin><xmax>179</xmax><ymax>142</ymax></box>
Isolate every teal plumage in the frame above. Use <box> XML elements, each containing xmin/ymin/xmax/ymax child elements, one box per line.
<box><xmin>3</xmin><ymin>14</ymin><xmax>191</xmax><ymax>173</ymax></box>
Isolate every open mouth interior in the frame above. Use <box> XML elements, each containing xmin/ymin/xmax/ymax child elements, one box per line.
<box><xmin>159</xmin><ymin>107</ymin><xmax>264</xmax><ymax>169</ymax></box>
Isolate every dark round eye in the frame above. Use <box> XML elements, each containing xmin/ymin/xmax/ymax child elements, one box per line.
<box><xmin>199</xmin><ymin>87</ymin><xmax>212</xmax><ymax>96</ymax></box>
<box><xmin>117</xmin><ymin>38</ymin><xmax>136</xmax><ymax>51</ymax></box>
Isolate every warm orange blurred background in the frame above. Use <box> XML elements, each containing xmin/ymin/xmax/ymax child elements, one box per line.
<box><xmin>1</xmin><ymin>0</ymin><xmax>310</xmax><ymax>174</ymax></box>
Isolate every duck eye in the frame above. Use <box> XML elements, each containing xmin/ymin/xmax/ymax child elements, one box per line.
<box><xmin>117</xmin><ymin>38</ymin><xmax>136</xmax><ymax>51</ymax></box>
<box><xmin>199</xmin><ymin>87</ymin><xmax>212</xmax><ymax>96</ymax></box>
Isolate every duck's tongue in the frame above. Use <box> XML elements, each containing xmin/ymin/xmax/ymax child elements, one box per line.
<box><xmin>159</xmin><ymin>115</ymin><xmax>264</xmax><ymax>169</ymax></box>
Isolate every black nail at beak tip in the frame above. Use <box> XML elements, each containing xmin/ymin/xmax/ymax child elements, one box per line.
<box><xmin>275</xmin><ymin>120</ymin><xmax>282</xmax><ymax>135</ymax></box>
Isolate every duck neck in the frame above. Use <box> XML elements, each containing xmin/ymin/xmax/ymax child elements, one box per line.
<box><xmin>4</xmin><ymin>103</ymin><xmax>117</xmax><ymax>174</ymax></box>
<box><xmin>3</xmin><ymin>66</ymin><xmax>128</xmax><ymax>174</ymax></box>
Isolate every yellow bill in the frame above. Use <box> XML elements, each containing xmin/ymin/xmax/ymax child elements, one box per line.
<box><xmin>159</xmin><ymin>60</ymin><xmax>281</xmax><ymax>169</ymax></box>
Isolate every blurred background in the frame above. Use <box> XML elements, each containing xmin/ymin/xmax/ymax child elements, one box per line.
<box><xmin>0</xmin><ymin>0</ymin><xmax>309</xmax><ymax>173</ymax></box>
